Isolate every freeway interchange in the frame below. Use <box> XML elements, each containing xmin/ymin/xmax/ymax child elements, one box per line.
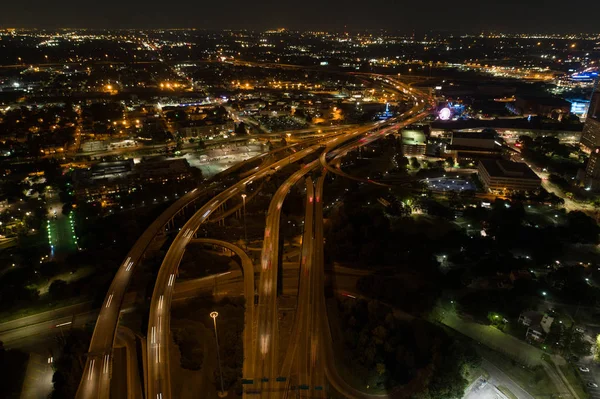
<box><xmin>75</xmin><ymin>72</ymin><xmax>434</xmax><ymax>399</ymax></box>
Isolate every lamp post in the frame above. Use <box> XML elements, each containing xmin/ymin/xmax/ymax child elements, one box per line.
<box><xmin>210</xmin><ymin>311</ymin><xmax>226</xmax><ymax>397</ymax></box>
<box><xmin>241</xmin><ymin>194</ymin><xmax>247</xmax><ymax>248</ymax></box>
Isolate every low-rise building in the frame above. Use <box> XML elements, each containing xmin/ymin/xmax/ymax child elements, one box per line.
<box><xmin>400</xmin><ymin>129</ymin><xmax>427</xmax><ymax>156</ymax></box>
<box><xmin>178</xmin><ymin>120</ymin><xmax>234</xmax><ymax>139</ymax></box>
<box><xmin>446</xmin><ymin>130</ymin><xmax>503</xmax><ymax>162</ymax></box>
<box><xmin>514</xmin><ymin>96</ymin><xmax>571</xmax><ymax>119</ymax></box>
<box><xmin>81</xmin><ymin>140</ymin><xmax>108</xmax><ymax>152</ymax></box>
<box><xmin>518</xmin><ymin>311</ymin><xmax>554</xmax><ymax>342</ymax></box>
<box><xmin>478</xmin><ymin>159</ymin><xmax>541</xmax><ymax>193</ymax></box>
<box><xmin>73</xmin><ymin>158</ymin><xmax>195</xmax><ymax>204</ymax></box>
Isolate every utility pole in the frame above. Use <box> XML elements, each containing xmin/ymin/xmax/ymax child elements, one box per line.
<box><xmin>241</xmin><ymin>194</ymin><xmax>248</xmax><ymax>249</ymax></box>
<box><xmin>210</xmin><ymin>311</ymin><xmax>227</xmax><ymax>397</ymax></box>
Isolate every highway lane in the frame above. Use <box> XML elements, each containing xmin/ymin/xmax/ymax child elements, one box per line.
<box><xmin>115</xmin><ymin>326</ymin><xmax>143</xmax><ymax>399</ymax></box>
<box><xmin>278</xmin><ymin>174</ymin><xmax>325</xmax><ymax>398</ymax></box>
<box><xmin>78</xmin><ymin>72</ymin><xmax>429</xmax><ymax>399</ymax></box>
<box><xmin>252</xmin><ymin>132</ymin><xmax>370</xmax><ymax>397</ymax></box>
<box><xmin>75</xmin><ymin>144</ymin><xmax>307</xmax><ymax>399</ymax></box>
<box><xmin>251</xmin><ymin>78</ymin><xmax>433</xmax><ymax>399</ymax></box>
<box><xmin>278</xmin><ymin>178</ymin><xmax>315</xmax><ymax>397</ymax></box>
<box><xmin>313</xmin><ymin>79</ymin><xmax>434</xmax><ymax>399</ymax></box>
<box><xmin>75</xmin><ymin>184</ymin><xmax>219</xmax><ymax>399</ymax></box>
<box><xmin>310</xmin><ymin>175</ymin><xmax>327</xmax><ymax>397</ymax></box>
<box><xmin>320</xmin><ymin>84</ymin><xmax>435</xmax><ymax>185</ymax></box>
<box><xmin>254</xmin><ymin>159</ymin><xmax>320</xmax><ymax>399</ymax></box>
<box><xmin>147</xmin><ymin>145</ymin><xmax>321</xmax><ymax>399</ymax></box>
<box><xmin>78</xmin><ymin>73</ymin><xmax>416</xmax><ymax>399</ymax></box>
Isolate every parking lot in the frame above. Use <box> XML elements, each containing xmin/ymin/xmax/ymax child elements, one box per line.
<box><xmin>577</xmin><ymin>363</ymin><xmax>600</xmax><ymax>399</ymax></box>
<box><xmin>424</xmin><ymin>176</ymin><xmax>476</xmax><ymax>192</ymax></box>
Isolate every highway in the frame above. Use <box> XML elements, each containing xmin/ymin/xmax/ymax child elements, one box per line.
<box><xmin>76</xmin><ymin>69</ymin><xmax>433</xmax><ymax>399</ymax></box>
<box><xmin>254</xmin><ymin>159</ymin><xmax>320</xmax><ymax>398</ymax></box>
<box><xmin>146</xmin><ymin>145</ymin><xmax>322</xmax><ymax>399</ymax></box>
<box><xmin>313</xmin><ymin>78</ymin><xmax>434</xmax><ymax>398</ymax></box>
<box><xmin>310</xmin><ymin>175</ymin><xmax>327</xmax><ymax>397</ymax></box>
<box><xmin>278</xmin><ymin>177</ymin><xmax>315</xmax><ymax>395</ymax></box>
<box><xmin>114</xmin><ymin>326</ymin><xmax>143</xmax><ymax>399</ymax></box>
<box><xmin>249</xmin><ymin>77</ymin><xmax>433</xmax><ymax>398</ymax></box>
<box><xmin>277</xmin><ymin>174</ymin><xmax>326</xmax><ymax>399</ymax></box>
<box><xmin>74</xmin><ymin>143</ymin><xmax>313</xmax><ymax>399</ymax></box>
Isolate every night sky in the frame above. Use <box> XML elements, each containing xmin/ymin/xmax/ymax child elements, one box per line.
<box><xmin>1</xmin><ymin>0</ymin><xmax>599</xmax><ymax>32</ymax></box>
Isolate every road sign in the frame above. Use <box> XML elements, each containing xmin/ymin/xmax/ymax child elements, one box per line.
<box><xmin>276</xmin><ymin>377</ymin><xmax>286</xmax><ymax>382</ymax></box>
<box><xmin>261</xmin><ymin>377</ymin><xmax>269</xmax><ymax>383</ymax></box>
<box><xmin>299</xmin><ymin>384</ymin><xmax>309</xmax><ymax>390</ymax></box>
<box><xmin>315</xmin><ymin>386</ymin><xmax>323</xmax><ymax>390</ymax></box>
<box><xmin>241</xmin><ymin>379</ymin><xmax>254</xmax><ymax>385</ymax></box>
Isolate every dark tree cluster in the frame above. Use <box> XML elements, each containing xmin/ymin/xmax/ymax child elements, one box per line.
<box><xmin>337</xmin><ymin>298</ymin><xmax>479</xmax><ymax>397</ymax></box>
<box><xmin>0</xmin><ymin>342</ymin><xmax>28</xmax><ymax>399</ymax></box>
<box><xmin>171</xmin><ymin>297</ymin><xmax>245</xmax><ymax>394</ymax></box>
<box><xmin>50</xmin><ymin>330</ymin><xmax>91</xmax><ymax>399</ymax></box>
<box><xmin>518</xmin><ymin>135</ymin><xmax>583</xmax><ymax>177</ymax></box>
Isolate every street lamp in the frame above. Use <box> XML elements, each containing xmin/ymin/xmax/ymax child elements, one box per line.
<box><xmin>210</xmin><ymin>311</ymin><xmax>226</xmax><ymax>397</ymax></box>
<box><xmin>241</xmin><ymin>194</ymin><xmax>247</xmax><ymax>248</ymax></box>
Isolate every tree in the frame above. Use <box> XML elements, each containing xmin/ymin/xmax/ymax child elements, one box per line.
<box><xmin>569</xmin><ymin>330</ymin><xmax>592</xmax><ymax>357</ymax></box>
<box><xmin>564</xmin><ymin>211</ymin><xmax>600</xmax><ymax>244</ymax></box>
<box><xmin>48</xmin><ymin>280</ymin><xmax>69</xmax><ymax>301</ymax></box>
<box><xmin>393</xmin><ymin>154</ymin><xmax>409</xmax><ymax>170</ymax></box>
<box><xmin>234</xmin><ymin>122</ymin><xmax>247</xmax><ymax>135</ymax></box>
<box><xmin>175</xmin><ymin>136</ymin><xmax>183</xmax><ymax>152</ymax></box>
<box><xmin>410</xmin><ymin>157</ymin><xmax>420</xmax><ymax>169</ymax></box>
<box><xmin>0</xmin><ymin>344</ymin><xmax>28</xmax><ymax>398</ymax></box>
<box><xmin>50</xmin><ymin>330</ymin><xmax>90</xmax><ymax>398</ymax></box>
<box><xmin>518</xmin><ymin>135</ymin><xmax>534</xmax><ymax>148</ymax></box>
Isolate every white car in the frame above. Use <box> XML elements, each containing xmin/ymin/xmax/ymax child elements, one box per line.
<box><xmin>588</xmin><ymin>382</ymin><xmax>599</xmax><ymax>388</ymax></box>
<box><xmin>580</xmin><ymin>367</ymin><xmax>590</xmax><ymax>373</ymax></box>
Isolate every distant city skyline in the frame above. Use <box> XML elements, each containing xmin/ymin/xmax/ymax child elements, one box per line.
<box><xmin>2</xmin><ymin>0</ymin><xmax>600</xmax><ymax>33</ymax></box>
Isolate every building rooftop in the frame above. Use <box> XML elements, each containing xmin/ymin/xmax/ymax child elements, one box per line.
<box><xmin>446</xmin><ymin>144</ymin><xmax>502</xmax><ymax>152</ymax></box>
<box><xmin>479</xmin><ymin>159</ymin><xmax>540</xmax><ymax>180</ymax></box>
<box><xmin>400</xmin><ymin>129</ymin><xmax>426</xmax><ymax>145</ymax></box>
<box><xmin>452</xmin><ymin>131</ymin><xmax>497</xmax><ymax>140</ymax></box>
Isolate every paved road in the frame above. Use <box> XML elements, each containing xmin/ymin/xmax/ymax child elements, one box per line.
<box><xmin>75</xmin><ymin>144</ymin><xmax>314</xmax><ymax>399</ymax></box>
<box><xmin>317</xmin><ymin>77</ymin><xmax>434</xmax><ymax>399</ymax></box>
<box><xmin>78</xmin><ymin>71</ymin><xmax>432</xmax><ymax>399</ymax></box>
<box><xmin>114</xmin><ymin>326</ymin><xmax>143</xmax><ymax>399</ymax></box>
<box><xmin>481</xmin><ymin>359</ymin><xmax>535</xmax><ymax>399</ymax></box>
<box><xmin>278</xmin><ymin>177</ymin><xmax>315</xmax><ymax>393</ymax></box>
<box><xmin>146</xmin><ymin>145</ymin><xmax>322</xmax><ymax>399</ymax></box>
<box><xmin>254</xmin><ymin>158</ymin><xmax>320</xmax><ymax>399</ymax></box>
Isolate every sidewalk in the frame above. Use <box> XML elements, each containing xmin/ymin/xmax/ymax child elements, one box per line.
<box><xmin>438</xmin><ymin>310</ymin><xmax>543</xmax><ymax>366</ymax></box>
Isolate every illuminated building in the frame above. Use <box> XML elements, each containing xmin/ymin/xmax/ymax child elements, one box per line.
<box><xmin>446</xmin><ymin>131</ymin><xmax>502</xmax><ymax>163</ymax></box>
<box><xmin>584</xmin><ymin>147</ymin><xmax>600</xmax><ymax>191</ymax></box>
<box><xmin>580</xmin><ymin>91</ymin><xmax>600</xmax><ymax>151</ymax></box>
<box><xmin>478</xmin><ymin>159</ymin><xmax>541</xmax><ymax>193</ymax></box>
<box><xmin>399</xmin><ymin>129</ymin><xmax>427</xmax><ymax>155</ymax></box>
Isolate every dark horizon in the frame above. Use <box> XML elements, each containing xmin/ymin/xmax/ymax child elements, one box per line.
<box><xmin>2</xmin><ymin>0</ymin><xmax>600</xmax><ymax>33</ymax></box>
